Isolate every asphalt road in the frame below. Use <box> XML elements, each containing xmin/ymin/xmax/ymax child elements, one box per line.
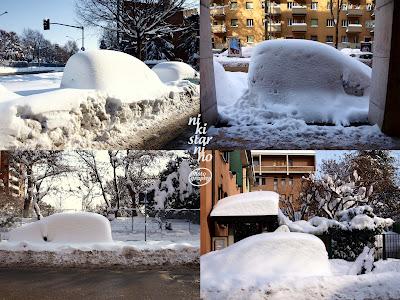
<box><xmin>0</xmin><ymin>266</ymin><xmax>199</xmax><ymax>300</ymax></box>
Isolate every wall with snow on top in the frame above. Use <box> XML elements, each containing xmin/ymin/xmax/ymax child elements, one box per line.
<box><xmin>9</xmin><ymin>212</ymin><xmax>113</xmax><ymax>243</ymax></box>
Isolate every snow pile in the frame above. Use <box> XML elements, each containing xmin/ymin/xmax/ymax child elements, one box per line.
<box><xmin>0</xmin><ymin>84</ymin><xmax>20</xmax><ymax>102</ymax></box>
<box><xmin>61</xmin><ymin>50</ymin><xmax>168</xmax><ymax>101</ymax></box>
<box><xmin>348</xmin><ymin>246</ymin><xmax>375</xmax><ymax>275</ymax></box>
<box><xmin>9</xmin><ymin>212</ymin><xmax>113</xmax><ymax>243</ymax></box>
<box><xmin>213</xmin><ymin>60</ymin><xmax>247</xmax><ymax>107</ymax></box>
<box><xmin>152</xmin><ymin>61</ymin><xmax>198</xmax><ymax>83</ymax></box>
<box><xmin>210</xmin><ymin>191</ymin><xmax>279</xmax><ymax>217</ymax></box>
<box><xmin>201</xmin><ymin>232</ymin><xmax>332</xmax><ymax>291</ymax></box>
<box><xmin>224</xmin><ymin>39</ymin><xmax>372</xmax><ymax>126</ymax></box>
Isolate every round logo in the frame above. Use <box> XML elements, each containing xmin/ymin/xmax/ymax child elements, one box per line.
<box><xmin>188</xmin><ymin>168</ymin><xmax>212</xmax><ymax>187</ymax></box>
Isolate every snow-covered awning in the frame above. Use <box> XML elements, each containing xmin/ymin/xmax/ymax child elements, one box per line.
<box><xmin>210</xmin><ymin>191</ymin><xmax>279</xmax><ymax>217</ymax></box>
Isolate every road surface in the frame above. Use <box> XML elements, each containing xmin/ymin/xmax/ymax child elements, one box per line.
<box><xmin>0</xmin><ymin>266</ymin><xmax>199</xmax><ymax>299</ymax></box>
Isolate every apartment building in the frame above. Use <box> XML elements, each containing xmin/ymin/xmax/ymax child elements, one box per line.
<box><xmin>0</xmin><ymin>151</ymin><xmax>24</xmax><ymax>198</ymax></box>
<box><xmin>200</xmin><ymin>150</ymin><xmax>254</xmax><ymax>254</ymax></box>
<box><xmin>210</xmin><ymin>0</ymin><xmax>375</xmax><ymax>49</ymax></box>
<box><xmin>251</xmin><ymin>150</ymin><xmax>316</xmax><ymax>217</ymax></box>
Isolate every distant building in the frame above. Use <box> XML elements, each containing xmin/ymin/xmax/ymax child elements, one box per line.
<box><xmin>0</xmin><ymin>151</ymin><xmax>24</xmax><ymax>199</ymax></box>
<box><xmin>210</xmin><ymin>0</ymin><xmax>375</xmax><ymax>49</ymax></box>
<box><xmin>200</xmin><ymin>150</ymin><xmax>254</xmax><ymax>254</ymax></box>
<box><xmin>251</xmin><ymin>150</ymin><xmax>316</xmax><ymax>218</ymax></box>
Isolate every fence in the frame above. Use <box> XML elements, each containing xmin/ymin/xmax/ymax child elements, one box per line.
<box><xmin>318</xmin><ymin>233</ymin><xmax>400</xmax><ymax>261</ymax></box>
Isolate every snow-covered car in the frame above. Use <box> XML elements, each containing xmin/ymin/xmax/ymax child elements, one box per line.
<box><xmin>201</xmin><ymin>231</ymin><xmax>332</xmax><ymax>292</ymax></box>
<box><xmin>349</xmin><ymin>52</ymin><xmax>373</xmax><ymax>67</ymax></box>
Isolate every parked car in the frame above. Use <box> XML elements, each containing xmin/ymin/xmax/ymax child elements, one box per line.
<box><xmin>349</xmin><ymin>52</ymin><xmax>373</xmax><ymax>67</ymax></box>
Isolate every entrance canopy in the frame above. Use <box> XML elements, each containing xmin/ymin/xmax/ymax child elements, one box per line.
<box><xmin>210</xmin><ymin>191</ymin><xmax>279</xmax><ymax>217</ymax></box>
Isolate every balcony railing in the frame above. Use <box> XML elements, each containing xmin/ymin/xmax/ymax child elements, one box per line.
<box><xmin>268</xmin><ymin>5</ymin><xmax>281</xmax><ymax>14</ymax></box>
<box><xmin>256</xmin><ymin>165</ymin><xmax>315</xmax><ymax>173</ymax></box>
<box><xmin>292</xmin><ymin>5</ymin><xmax>307</xmax><ymax>15</ymax></box>
<box><xmin>210</xmin><ymin>6</ymin><xmax>226</xmax><ymax>17</ymax></box>
<box><xmin>211</xmin><ymin>24</ymin><xmax>226</xmax><ymax>33</ymax></box>
<box><xmin>347</xmin><ymin>8</ymin><xmax>363</xmax><ymax>16</ymax></box>
<box><xmin>291</xmin><ymin>23</ymin><xmax>307</xmax><ymax>32</ymax></box>
<box><xmin>346</xmin><ymin>24</ymin><xmax>363</xmax><ymax>33</ymax></box>
<box><xmin>268</xmin><ymin>23</ymin><xmax>282</xmax><ymax>32</ymax></box>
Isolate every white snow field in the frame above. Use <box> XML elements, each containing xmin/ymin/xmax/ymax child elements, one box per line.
<box><xmin>201</xmin><ymin>232</ymin><xmax>400</xmax><ymax>300</ymax></box>
<box><xmin>210</xmin><ymin>40</ymin><xmax>400</xmax><ymax>149</ymax></box>
<box><xmin>152</xmin><ymin>61</ymin><xmax>199</xmax><ymax>83</ymax></box>
<box><xmin>0</xmin><ymin>50</ymin><xmax>199</xmax><ymax>149</ymax></box>
<box><xmin>210</xmin><ymin>191</ymin><xmax>279</xmax><ymax>217</ymax></box>
<box><xmin>201</xmin><ymin>232</ymin><xmax>332</xmax><ymax>292</ymax></box>
<box><xmin>0</xmin><ymin>214</ymin><xmax>199</xmax><ymax>267</ymax></box>
<box><xmin>0</xmin><ymin>66</ymin><xmax>64</xmax><ymax>75</ymax></box>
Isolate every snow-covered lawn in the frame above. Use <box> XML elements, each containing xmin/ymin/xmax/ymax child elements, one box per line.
<box><xmin>210</xmin><ymin>40</ymin><xmax>400</xmax><ymax>149</ymax></box>
<box><xmin>0</xmin><ymin>213</ymin><xmax>199</xmax><ymax>267</ymax></box>
<box><xmin>0</xmin><ymin>66</ymin><xmax>64</xmax><ymax>75</ymax></box>
<box><xmin>0</xmin><ymin>51</ymin><xmax>199</xmax><ymax>149</ymax></box>
<box><xmin>201</xmin><ymin>232</ymin><xmax>400</xmax><ymax>299</ymax></box>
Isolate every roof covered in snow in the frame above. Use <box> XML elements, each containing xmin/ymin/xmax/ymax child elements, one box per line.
<box><xmin>210</xmin><ymin>191</ymin><xmax>279</xmax><ymax>217</ymax></box>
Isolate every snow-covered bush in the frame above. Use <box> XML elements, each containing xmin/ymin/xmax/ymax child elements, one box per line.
<box><xmin>0</xmin><ymin>183</ymin><xmax>21</xmax><ymax>228</ymax></box>
<box><xmin>61</xmin><ymin>50</ymin><xmax>167</xmax><ymax>101</ymax></box>
<box><xmin>281</xmin><ymin>206</ymin><xmax>393</xmax><ymax>260</ymax></box>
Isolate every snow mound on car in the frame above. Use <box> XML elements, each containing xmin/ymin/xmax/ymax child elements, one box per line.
<box><xmin>231</xmin><ymin>39</ymin><xmax>372</xmax><ymax>126</ymax></box>
<box><xmin>9</xmin><ymin>212</ymin><xmax>113</xmax><ymax>243</ymax></box>
<box><xmin>201</xmin><ymin>232</ymin><xmax>332</xmax><ymax>290</ymax></box>
<box><xmin>152</xmin><ymin>61</ymin><xmax>198</xmax><ymax>82</ymax></box>
<box><xmin>61</xmin><ymin>50</ymin><xmax>167</xmax><ymax>101</ymax></box>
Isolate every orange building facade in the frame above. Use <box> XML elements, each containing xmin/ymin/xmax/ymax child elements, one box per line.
<box><xmin>211</xmin><ymin>0</ymin><xmax>375</xmax><ymax>49</ymax></box>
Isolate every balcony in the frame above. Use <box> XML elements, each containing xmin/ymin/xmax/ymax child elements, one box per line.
<box><xmin>291</xmin><ymin>23</ymin><xmax>307</xmax><ymax>32</ymax></box>
<box><xmin>256</xmin><ymin>165</ymin><xmax>315</xmax><ymax>174</ymax></box>
<box><xmin>269</xmin><ymin>23</ymin><xmax>282</xmax><ymax>32</ymax></box>
<box><xmin>210</xmin><ymin>6</ymin><xmax>226</xmax><ymax>18</ymax></box>
<box><xmin>292</xmin><ymin>5</ymin><xmax>307</xmax><ymax>15</ymax></box>
<box><xmin>268</xmin><ymin>5</ymin><xmax>281</xmax><ymax>15</ymax></box>
<box><xmin>346</xmin><ymin>24</ymin><xmax>363</xmax><ymax>33</ymax></box>
<box><xmin>211</xmin><ymin>24</ymin><xmax>226</xmax><ymax>33</ymax></box>
<box><xmin>347</xmin><ymin>8</ymin><xmax>363</xmax><ymax>16</ymax></box>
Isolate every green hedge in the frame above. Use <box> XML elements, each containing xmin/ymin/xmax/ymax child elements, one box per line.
<box><xmin>393</xmin><ymin>222</ymin><xmax>400</xmax><ymax>234</ymax></box>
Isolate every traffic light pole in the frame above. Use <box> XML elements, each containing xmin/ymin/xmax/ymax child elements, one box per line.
<box><xmin>45</xmin><ymin>21</ymin><xmax>85</xmax><ymax>51</ymax></box>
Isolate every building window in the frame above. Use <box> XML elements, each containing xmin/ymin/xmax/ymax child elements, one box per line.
<box><xmin>310</xmin><ymin>35</ymin><xmax>318</xmax><ymax>41</ymax></box>
<box><xmin>342</xmin><ymin>19</ymin><xmax>348</xmax><ymax>27</ymax></box>
<box><xmin>230</xmin><ymin>1</ymin><xmax>238</xmax><ymax>9</ymax></box>
<box><xmin>222</xmin><ymin>151</ymin><xmax>230</xmax><ymax>162</ymax></box>
<box><xmin>326</xmin><ymin>2</ymin><xmax>332</xmax><ymax>10</ymax></box>
<box><xmin>367</xmin><ymin>3</ymin><xmax>373</xmax><ymax>11</ymax></box>
<box><xmin>341</xmin><ymin>36</ymin><xmax>349</xmax><ymax>43</ymax></box>
<box><xmin>289</xmin><ymin>177</ymin><xmax>294</xmax><ymax>186</ymax></box>
<box><xmin>247</xmin><ymin>19</ymin><xmax>254</xmax><ymax>27</ymax></box>
<box><xmin>288</xmin><ymin>159</ymin><xmax>293</xmax><ymax>166</ymax></box>
<box><xmin>289</xmin><ymin>194</ymin><xmax>293</xmax><ymax>202</ymax></box>
<box><xmin>366</xmin><ymin>20</ymin><xmax>375</xmax><ymax>29</ymax></box>
<box><xmin>247</xmin><ymin>35</ymin><xmax>255</xmax><ymax>43</ymax></box>
<box><xmin>326</xmin><ymin>19</ymin><xmax>335</xmax><ymax>27</ymax></box>
<box><xmin>246</xmin><ymin>2</ymin><xmax>254</xmax><ymax>9</ymax></box>
<box><xmin>365</xmin><ymin>37</ymin><xmax>372</xmax><ymax>42</ymax></box>
<box><xmin>287</xmin><ymin>2</ymin><xmax>293</xmax><ymax>9</ymax></box>
<box><xmin>350</xmin><ymin>19</ymin><xmax>360</xmax><ymax>25</ymax></box>
<box><xmin>273</xmin><ymin>178</ymin><xmax>278</xmax><ymax>192</ymax></box>
<box><xmin>326</xmin><ymin>35</ymin><xmax>334</xmax><ymax>43</ymax></box>
<box><xmin>261</xmin><ymin>177</ymin><xmax>266</xmax><ymax>185</ymax></box>
<box><xmin>281</xmin><ymin>178</ymin><xmax>286</xmax><ymax>188</ymax></box>
<box><xmin>281</xmin><ymin>194</ymin><xmax>286</xmax><ymax>201</ymax></box>
<box><xmin>341</xmin><ymin>3</ymin><xmax>347</xmax><ymax>10</ymax></box>
<box><xmin>287</xmin><ymin>18</ymin><xmax>293</xmax><ymax>26</ymax></box>
<box><xmin>311</xmin><ymin>2</ymin><xmax>318</xmax><ymax>10</ymax></box>
<box><xmin>231</xmin><ymin>19</ymin><xmax>239</xmax><ymax>27</ymax></box>
<box><xmin>311</xmin><ymin>19</ymin><xmax>318</xmax><ymax>27</ymax></box>
<box><xmin>253</xmin><ymin>156</ymin><xmax>259</xmax><ymax>165</ymax></box>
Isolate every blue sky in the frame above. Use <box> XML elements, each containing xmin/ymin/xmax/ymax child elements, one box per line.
<box><xmin>0</xmin><ymin>0</ymin><xmax>100</xmax><ymax>49</ymax></box>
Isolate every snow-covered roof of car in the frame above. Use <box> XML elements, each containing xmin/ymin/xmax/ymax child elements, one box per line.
<box><xmin>210</xmin><ymin>191</ymin><xmax>279</xmax><ymax>217</ymax></box>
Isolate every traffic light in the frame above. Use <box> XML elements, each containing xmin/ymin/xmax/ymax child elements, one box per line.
<box><xmin>43</xmin><ymin>19</ymin><xmax>50</xmax><ymax>30</ymax></box>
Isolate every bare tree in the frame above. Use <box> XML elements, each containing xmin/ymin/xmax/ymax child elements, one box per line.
<box><xmin>9</xmin><ymin>151</ymin><xmax>72</xmax><ymax>220</ymax></box>
<box><xmin>75</xmin><ymin>0</ymin><xmax>185</xmax><ymax>60</ymax></box>
<box><xmin>329</xmin><ymin>0</ymin><xmax>344</xmax><ymax>49</ymax></box>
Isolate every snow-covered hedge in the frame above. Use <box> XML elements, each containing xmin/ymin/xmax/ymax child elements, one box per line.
<box><xmin>280</xmin><ymin>206</ymin><xmax>393</xmax><ymax>260</ymax></box>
